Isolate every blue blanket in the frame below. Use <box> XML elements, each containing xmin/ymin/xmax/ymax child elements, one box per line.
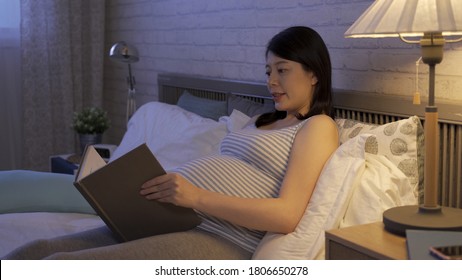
<box><xmin>0</xmin><ymin>170</ymin><xmax>94</xmax><ymax>214</ymax></box>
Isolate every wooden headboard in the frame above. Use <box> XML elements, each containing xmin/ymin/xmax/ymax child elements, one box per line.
<box><xmin>157</xmin><ymin>72</ymin><xmax>462</xmax><ymax>209</ymax></box>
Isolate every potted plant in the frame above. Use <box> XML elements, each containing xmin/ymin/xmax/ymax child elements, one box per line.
<box><xmin>72</xmin><ymin>107</ymin><xmax>110</xmax><ymax>154</ymax></box>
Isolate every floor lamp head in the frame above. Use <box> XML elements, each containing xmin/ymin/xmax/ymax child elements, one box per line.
<box><xmin>109</xmin><ymin>41</ymin><xmax>140</xmax><ymax>123</ymax></box>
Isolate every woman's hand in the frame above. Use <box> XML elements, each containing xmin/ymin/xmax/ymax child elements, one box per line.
<box><xmin>140</xmin><ymin>173</ymin><xmax>200</xmax><ymax>208</ymax></box>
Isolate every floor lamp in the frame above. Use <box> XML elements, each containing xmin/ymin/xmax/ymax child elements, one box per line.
<box><xmin>109</xmin><ymin>41</ymin><xmax>140</xmax><ymax>124</ymax></box>
<box><xmin>345</xmin><ymin>0</ymin><xmax>462</xmax><ymax>236</ymax></box>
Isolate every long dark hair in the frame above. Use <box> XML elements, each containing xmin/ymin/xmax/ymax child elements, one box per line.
<box><xmin>256</xmin><ymin>26</ymin><xmax>334</xmax><ymax>128</ymax></box>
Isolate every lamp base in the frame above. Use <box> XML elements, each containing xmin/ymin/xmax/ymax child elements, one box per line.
<box><xmin>383</xmin><ymin>205</ymin><xmax>462</xmax><ymax>236</ymax></box>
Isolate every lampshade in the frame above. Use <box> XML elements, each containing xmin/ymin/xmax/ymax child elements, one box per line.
<box><xmin>345</xmin><ymin>0</ymin><xmax>462</xmax><ymax>38</ymax></box>
<box><xmin>109</xmin><ymin>41</ymin><xmax>139</xmax><ymax>63</ymax></box>
<box><xmin>345</xmin><ymin>0</ymin><xmax>462</xmax><ymax>237</ymax></box>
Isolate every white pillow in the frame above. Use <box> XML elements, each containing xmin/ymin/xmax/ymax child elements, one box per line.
<box><xmin>110</xmin><ymin>102</ymin><xmax>228</xmax><ymax>171</ymax></box>
<box><xmin>252</xmin><ymin>134</ymin><xmax>370</xmax><ymax>260</ymax></box>
<box><xmin>340</xmin><ymin>152</ymin><xmax>417</xmax><ymax>228</ymax></box>
<box><xmin>219</xmin><ymin>109</ymin><xmax>251</xmax><ymax>132</ymax></box>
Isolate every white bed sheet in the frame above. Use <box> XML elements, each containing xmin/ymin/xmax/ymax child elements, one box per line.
<box><xmin>0</xmin><ymin>212</ymin><xmax>103</xmax><ymax>257</ymax></box>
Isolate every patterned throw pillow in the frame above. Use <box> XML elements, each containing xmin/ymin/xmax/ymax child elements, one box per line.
<box><xmin>335</xmin><ymin>116</ymin><xmax>424</xmax><ymax>201</ymax></box>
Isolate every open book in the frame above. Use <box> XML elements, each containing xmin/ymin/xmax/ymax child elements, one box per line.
<box><xmin>74</xmin><ymin>143</ymin><xmax>201</xmax><ymax>242</ymax></box>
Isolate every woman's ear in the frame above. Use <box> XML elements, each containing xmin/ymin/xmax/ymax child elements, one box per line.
<box><xmin>311</xmin><ymin>74</ymin><xmax>318</xmax><ymax>86</ymax></box>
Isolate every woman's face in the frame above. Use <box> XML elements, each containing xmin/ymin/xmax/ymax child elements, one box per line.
<box><xmin>265</xmin><ymin>51</ymin><xmax>318</xmax><ymax>116</ymax></box>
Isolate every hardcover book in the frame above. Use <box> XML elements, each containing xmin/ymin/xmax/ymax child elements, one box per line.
<box><xmin>74</xmin><ymin>143</ymin><xmax>201</xmax><ymax>242</ymax></box>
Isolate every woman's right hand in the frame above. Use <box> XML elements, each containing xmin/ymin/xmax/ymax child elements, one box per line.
<box><xmin>140</xmin><ymin>173</ymin><xmax>202</xmax><ymax>209</ymax></box>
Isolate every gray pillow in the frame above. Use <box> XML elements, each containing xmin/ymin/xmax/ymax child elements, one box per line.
<box><xmin>177</xmin><ymin>91</ymin><xmax>227</xmax><ymax>121</ymax></box>
<box><xmin>227</xmin><ymin>94</ymin><xmax>274</xmax><ymax>117</ymax></box>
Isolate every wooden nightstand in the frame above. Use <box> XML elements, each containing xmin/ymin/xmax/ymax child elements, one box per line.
<box><xmin>325</xmin><ymin>222</ymin><xmax>407</xmax><ymax>260</ymax></box>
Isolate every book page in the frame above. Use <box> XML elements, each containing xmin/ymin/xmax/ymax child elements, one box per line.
<box><xmin>75</xmin><ymin>145</ymin><xmax>107</xmax><ymax>181</ymax></box>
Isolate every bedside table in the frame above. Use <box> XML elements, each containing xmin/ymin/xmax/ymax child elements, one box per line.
<box><xmin>325</xmin><ymin>222</ymin><xmax>407</xmax><ymax>260</ymax></box>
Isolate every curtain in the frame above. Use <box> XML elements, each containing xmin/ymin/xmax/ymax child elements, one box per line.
<box><xmin>20</xmin><ymin>0</ymin><xmax>106</xmax><ymax>171</ymax></box>
<box><xmin>0</xmin><ymin>1</ymin><xmax>21</xmax><ymax>170</ymax></box>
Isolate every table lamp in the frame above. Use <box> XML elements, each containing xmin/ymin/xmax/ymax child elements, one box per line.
<box><xmin>109</xmin><ymin>41</ymin><xmax>140</xmax><ymax>123</ymax></box>
<box><xmin>345</xmin><ymin>0</ymin><xmax>462</xmax><ymax>236</ymax></box>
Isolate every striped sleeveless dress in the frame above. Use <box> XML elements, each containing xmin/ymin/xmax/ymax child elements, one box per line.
<box><xmin>174</xmin><ymin>120</ymin><xmax>308</xmax><ymax>252</ymax></box>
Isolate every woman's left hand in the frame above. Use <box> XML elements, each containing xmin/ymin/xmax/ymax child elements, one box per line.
<box><xmin>140</xmin><ymin>173</ymin><xmax>200</xmax><ymax>208</ymax></box>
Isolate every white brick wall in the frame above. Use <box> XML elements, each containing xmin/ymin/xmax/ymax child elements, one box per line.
<box><xmin>104</xmin><ymin>0</ymin><xmax>462</xmax><ymax>143</ymax></box>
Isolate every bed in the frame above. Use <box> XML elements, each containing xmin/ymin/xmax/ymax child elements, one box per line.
<box><xmin>1</xmin><ymin>72</ymin><xmax>461</xmax><ymax>259</ymax></box>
